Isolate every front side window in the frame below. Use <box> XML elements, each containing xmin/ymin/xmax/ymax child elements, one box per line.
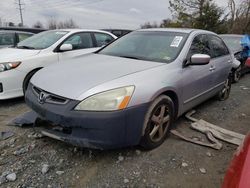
<box><xmin>94</xmin><ymin>33</ymin><xmax>114</xmax><ymax>47</ymax></box>
<box><xmin>99</xmin><ymin>31</ymin><xmax>188</xmax><ymax>63</ymax></box>
<box><xmin>17</xmin><ymin>31</ymin><xmax>68</xmax><ymax>50</ymax></box>
<box><xmin>188</xmin><ymin>34</ymin><xmax>211</xmax><ymax>58</ymax></box>
<box><xmin>62</xmin><ymin>33</ymin><xmax>94</xmax><ymax>49</ymax></box>
<box><xmin>0</xmin><ymin>33</ymin><xmax>14</xmax><ymax>46</ymax></box>
<box><xmin>209</xmin><ymin>35</ymin><xmax>230</xmax><ymax>58</ymax></box>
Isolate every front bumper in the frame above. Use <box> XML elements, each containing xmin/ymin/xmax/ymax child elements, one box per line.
<box><xmin>25</xmin><ymin>84</ymin><xmax>149</xmax><ymax>149</ymax></box>
<box><xmin>0</xmin><ymin>69</ymin><xmax>26</xmax><ymax>100</ymax></box>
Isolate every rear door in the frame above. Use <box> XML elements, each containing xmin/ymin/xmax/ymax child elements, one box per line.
<box><xmin>93</xmin><ymin>32</ymin><xmax>115</xmax><ymax>47</ymax></box>
<box><xmin>208</xmin><ymin>35</ymin><xmax>232</xmax><ymax>87</ymax></box>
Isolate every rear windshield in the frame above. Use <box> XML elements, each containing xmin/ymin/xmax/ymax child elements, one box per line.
<box><xmin>99</xmin><ymin>31</ymin><xmax>188</xmax><ymax>63</ymax></box>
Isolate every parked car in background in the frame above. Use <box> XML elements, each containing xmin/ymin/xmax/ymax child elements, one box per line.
<box><xmin>222</xmin><ymin>133</ymin><xmax>250</xmax><ymax>188</ymax></box>
<box><xmin>0</xmin><ymin>30</ymin><xmax>33</xmax><ymax>48</ymax></box>
<box><xmin>25</xmin><ymin>28</ymin><xmax>233</xmax><ymax>150</ymax></box>
<box><xmin>0</xmin><ymin>27</ymin><xmax>46</xmax><ymax>34</ymax></box>
<box><xmin>220</xmin><ymin>34</ymin><xmax>250</xmax><ymax>82</ymax></box>
<box><xmin>0</xmin><ymin>29</ymin><xmax>117</xmax><ymax>100</ymax></box>
<box><xmin>102</xmin><ymin>29</ymin><xmax>132</xmax><ymax>37</ymax></box>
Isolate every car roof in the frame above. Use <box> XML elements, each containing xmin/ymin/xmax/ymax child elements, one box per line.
<box><xmin>52</xmin><ymin>28</ymin><xmax>115</xmax><ymax>33</ymax></box>
<box><xmin>219</xmin><ymin>34</ymin><xmax>244</xmax><ymax>38</ymax></box>
<box><xmin>0</xmin><ymin>30</ymin><xmax>33</xmax><ymax>34</ymax></box>
<box><xmin>48</xmin><ymin>29</ymin><xmax>117</xmax><ymax>38</ymax></box>
<box><xmin>137</xmin><ymin>28</ymin><xmax>215</xmax><ymax>34</ymax></box>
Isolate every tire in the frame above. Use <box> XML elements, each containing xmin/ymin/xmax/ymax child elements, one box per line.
<box><xmin>232</xmin><ymin>66</ymin><xmax>241</xmax><ymax>83</ymax></box>
<box><xmin>217</xmin><ymin>75</ymin><xmax>232</xmax><ymax>101</ymax></box>
<box><xmin>140</xmin><ymin>95</ymin><xmax>174</xmax><ymax>150</ymax></box>
<box><xmin>23</xmin><ymin>70</ymin><xmax>38</xmax><ymax>95</ymax></box>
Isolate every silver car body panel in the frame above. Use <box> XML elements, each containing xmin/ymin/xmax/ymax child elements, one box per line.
<box><xmin>30</xmin><ymin>29</ymin><xmax>233</xmax><ymax>117</ymax></box>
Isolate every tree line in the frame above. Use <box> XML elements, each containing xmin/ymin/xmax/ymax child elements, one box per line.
<box><xmin>141</xmin><ymin>0</ymin><xmax>250</xmax><ymax>34</ymax></box>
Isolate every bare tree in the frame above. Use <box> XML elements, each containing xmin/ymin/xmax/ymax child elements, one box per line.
<box><xmin>46</xmin><ymin>18</ymin><xmax>78</xmax><ymax>29</ymax></box>
<box><xmin>47</xmin><ymin>18</ymin><xmax>57</xmax><ymax>29</ymax></box>
<box><xmin>57</xmin><ymin>19</ymin><xmax>78</xmax><ymax>29</ymax></box>
<box><xmin>228</xmin><ymin>0</ymin><xmax>250</xmax><ymax>34</ymax></box>
<box><xmin>33</xmin><ymin>21</ymin><xmax>44</xmax><ymax>28</ymax></box>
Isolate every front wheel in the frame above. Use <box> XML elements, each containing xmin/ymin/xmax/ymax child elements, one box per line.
<box><xmin>217</xmin><ymin>76</ymin><xmax>231</xmax><ymax>101</ymax></box>
<box><xmin>140</xmin><ymin>95</ymin><xmax>174</xmax><ymax>150</ymax></box>
<box><xmin>23</xmin><ymin>70</ymin><xmax>38</xmax><ymax>95</ymax></box>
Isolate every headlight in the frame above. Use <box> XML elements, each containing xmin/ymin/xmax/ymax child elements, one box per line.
<box><xmin>0</xmin><ymin>62</ymin><xmax>21</xmax><ymax>72</ymax></box>
<box><xmin>74</xmin><ymin>86</ymin><xmax>135</xmax><ymax>111</ymax></box>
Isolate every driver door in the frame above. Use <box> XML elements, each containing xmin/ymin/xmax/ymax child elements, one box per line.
<box><xmin>181</xmin><ymin>34</ymin><xmax>214</xmax><ymax>110</ymax></box>
<box><xmin>58</xmin><ymin>32</ymin><xmax>99</xmax><ymax>61</ymax></box>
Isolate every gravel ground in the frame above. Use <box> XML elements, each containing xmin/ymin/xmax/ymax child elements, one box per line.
<box><xmin>0</xmin><ymin>74</ymin><xmax>250</xmax><ymax>188</ymax></box>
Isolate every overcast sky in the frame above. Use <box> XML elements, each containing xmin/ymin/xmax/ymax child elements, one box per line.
<box><xmin>0</xmin><ymin>0</ymin><xmax>231</xmax><ymax>29</ymax></box>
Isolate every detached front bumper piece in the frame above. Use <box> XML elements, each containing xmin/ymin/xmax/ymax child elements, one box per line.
<box><xmin>25</xmin><ymin>84</ymin><xmax>149</xmax><ymax>149</ymax></box>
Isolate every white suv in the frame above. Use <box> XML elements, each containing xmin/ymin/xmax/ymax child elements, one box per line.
<box><xmin>0</xmin><ymin>29</ymin><xmax>117</xmax><ymax>100</ymax></box>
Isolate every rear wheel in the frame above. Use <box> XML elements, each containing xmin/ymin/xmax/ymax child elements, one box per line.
<box><xmin>232</xmin><ymin>66</ymin><xmax>241</xmax><ymax>83</ymax></box>
<box><xmin>217</xmin><ymin>76</ymin><xmax>231</xmax><ymax>101</ymax></box>
<box><xmin>140</xmin><ymin>95</ymin><xmax>174</xmax><ymax>150</ymax></box>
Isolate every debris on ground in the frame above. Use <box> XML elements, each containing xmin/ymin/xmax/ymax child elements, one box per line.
<box><xmin>6</xmin><ymin>173</ymin><xmax>17</xmax><ymax>182</ymax></box>
<box><xmin>41</xmin><ymin>164</ymin><xmax>50</xmax><ymax>174</ymax></box>
<box><xmin>206</xmin><ymin>152</ymin><xmax>212</xmax><ymax>157</ymax></box>
<box><xmin>171</xmin><ymin>130</ymin><xmax>222</xmax><ymax>150</ymax></box>
<box><xmin>0</xmin><ymin>131</ymin><xmax>14</xmax><ymax>141</ymax></box>
<box><xmin>8</xmin><ymin>111</ymin><xmax>38</xmax><ymax>127</ymax></box>
<box><xmin>181</xmin><ymin>162</ymin><xmax>188</xmax><ymax>167</ymax></box>
<box><xmin>199</xmin><ymin>168</ymin><xmax>207</xmax><ymax>174</ymax></box>
<box><xmin>186</xmin><ymin>110</ymin><xmax>245</xmax><ymax>146</ymax></box>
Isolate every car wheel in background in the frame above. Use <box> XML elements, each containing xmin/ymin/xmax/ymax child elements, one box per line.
<box><xmin>140</xmin><ymin>95</ymin><xmax>174</xmax><ymax>150</ymax></box>
<box><xmin>232</xmin><ymin>66</ymin><xmax>241</xmax><ymax>83</ymax></box>
<box><xmin>217</xmin><ymin>76</ymin><xmax>232</xmax><ymax>101</ymax></box>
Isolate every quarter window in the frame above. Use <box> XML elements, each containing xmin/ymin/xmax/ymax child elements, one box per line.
<box><xmin>209</xmin><ymin>35</ymin><xmax>229</xmax><ymax>58</ymax></box>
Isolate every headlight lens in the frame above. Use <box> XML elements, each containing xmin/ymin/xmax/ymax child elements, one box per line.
<box><xmin>0</xmin><ymin>62</ymin><xmax>21</xmax><ymax>72</ymax></box>
<box><xmin>74</xmin><ymin>86</ymin><xmax>135</xmax><ymax>111</ymax></box>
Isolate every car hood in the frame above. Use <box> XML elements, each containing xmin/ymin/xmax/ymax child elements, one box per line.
<box><xmin>0</xmin><ymin>48</ymin><xmax>40</xmax><ymax>61</ymax></box>
<box><xmin>31</xmin><ymin>54</ymin><xmax>164</xmax><ymax>100</ymax></box>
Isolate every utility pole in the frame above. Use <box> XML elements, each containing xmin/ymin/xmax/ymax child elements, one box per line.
<box><xmin>17</xmin><ymin>0</ymin><xmax>24</xmax><ymax>26</ymax></box>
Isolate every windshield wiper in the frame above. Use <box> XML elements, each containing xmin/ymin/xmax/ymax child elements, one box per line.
<box><xmin>17</xmin><ymin>45</ymin><xmax>35</xmax><ymax>49</ymax></box>
<box><xmin>119</xmin><ymin>55</ymin><xmax>139</xmax><ymax>60</ymax></box>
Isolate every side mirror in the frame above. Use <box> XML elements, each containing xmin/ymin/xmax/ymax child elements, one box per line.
<box><xmin>189</xmin><ymin>54</ymin><xmax>211</xmax><ymax>66</ymax></box>
<box><xmin>60</xmin><ymin>44</ymin><xmax>73</xmax><ymax>52</ymax></box>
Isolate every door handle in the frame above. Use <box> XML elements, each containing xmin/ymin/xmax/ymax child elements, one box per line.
<box><xmin>209</xmin><ymin>66</ymin><xmax>216</xmax><ymax>71</ymax></box>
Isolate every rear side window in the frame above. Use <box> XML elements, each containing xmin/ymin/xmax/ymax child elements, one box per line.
<box><xmin>209</xmin><ymin>35</ymin><xmax>230</xmax><ymax>58</ymax></box>
<box><xmin>94</xmin><ymin>33</ymin><xmax>114</xmax><ymax>47</ymax></box>
<box><xmin>62</xmin><ymin>32</ymin><xmax>94</xmax><ymax>50</ymax></box>
<box><xmin>188</xmin><ymin>34</ymin><xmax>211</xmax><ymax>58</ymax></box>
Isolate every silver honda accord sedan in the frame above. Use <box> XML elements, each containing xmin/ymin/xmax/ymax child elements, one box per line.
<box><xmin>25</xmin><ymin>28</ymin><xmax>233</xmax><ymax>150</ymax></box>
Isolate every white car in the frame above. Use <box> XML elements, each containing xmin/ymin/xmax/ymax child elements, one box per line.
<box><xmin>0</xmin><ymin>29</ymin><xmax>117</xmax><ymax>100</ymax></box>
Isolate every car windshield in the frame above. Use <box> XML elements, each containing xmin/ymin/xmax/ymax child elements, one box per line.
<box><xmin>221</xmin><ymin>36</ymin><xmax>243</xmax><ymax>53</ymax></box>
<box><xmin>0</xmin><ymin>33</ymin><xmax>14</xmax><ymax>46</ymax></box>
<box><xmin>17</xmin><ymin>30</ymin><xmax>68</xmax><ymax>50</ymax></box>
<box><xmin>98</xmin><ymin>31</ymin><xmax>187</xmax><ymax>63</ymax></box>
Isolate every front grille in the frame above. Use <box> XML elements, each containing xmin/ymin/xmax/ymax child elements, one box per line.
<box><xmin>32</xmin><ymin>86</ymin><xmax>69</xmax><ymax>105</ymax></box>
<box><xmin>0</xmin><ymin>83</ymin><xmax>3</xmax><ymax>93</ymax></box>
